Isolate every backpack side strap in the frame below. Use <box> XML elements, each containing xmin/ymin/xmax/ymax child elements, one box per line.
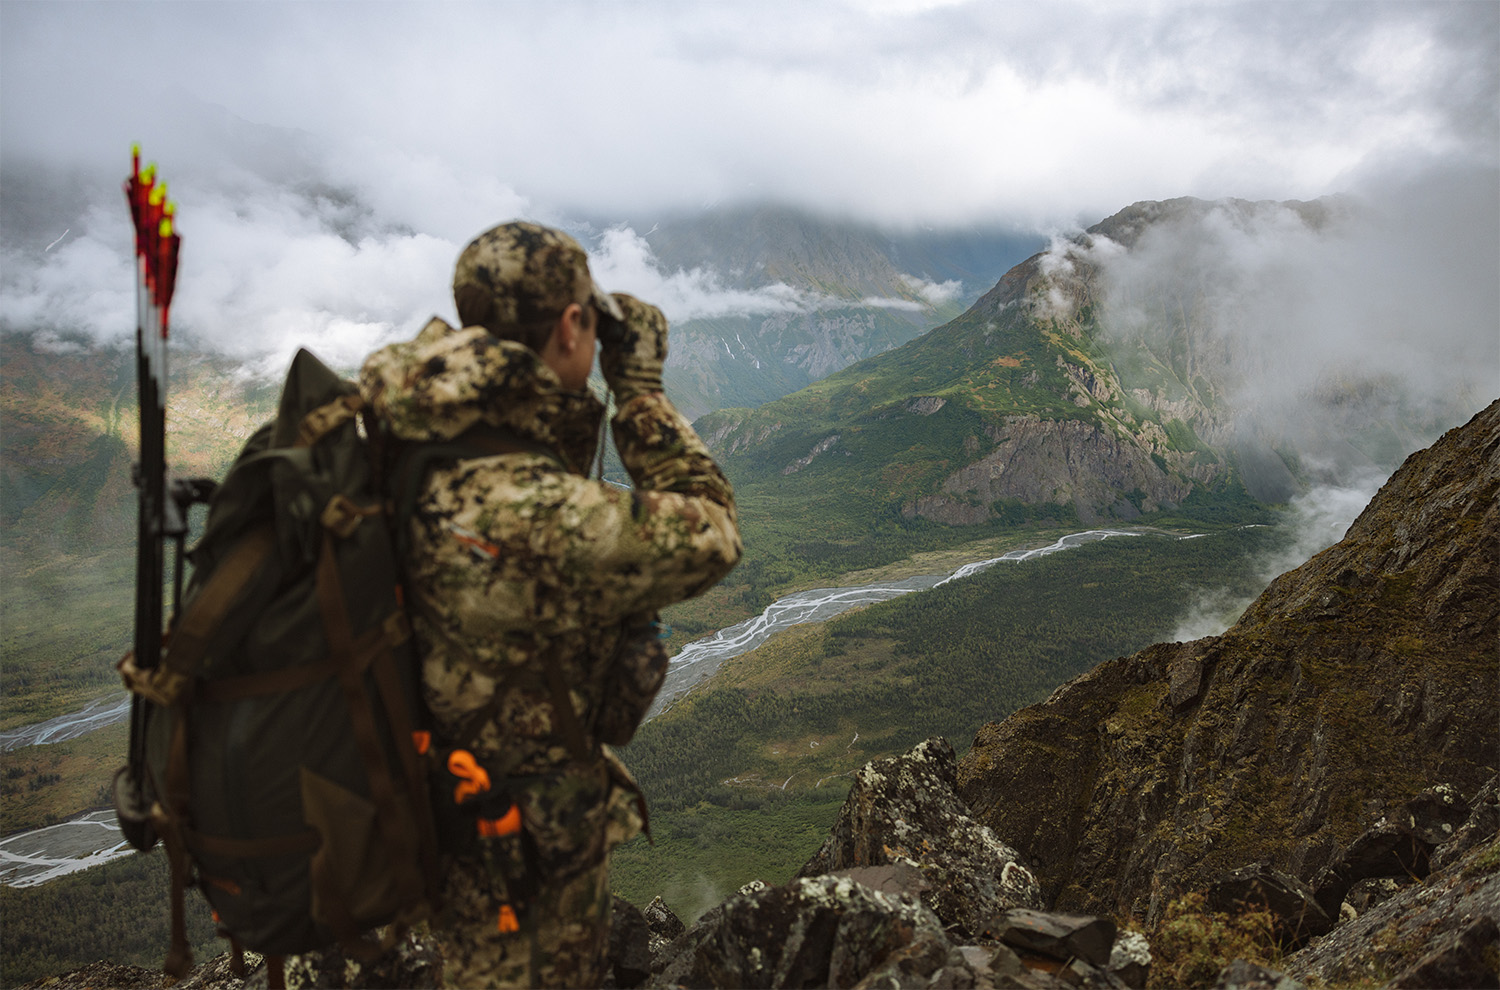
<box><xmin>121</xmin><ymin>524</ymin><xmax>278</xmax><ymax>706</ymax></box>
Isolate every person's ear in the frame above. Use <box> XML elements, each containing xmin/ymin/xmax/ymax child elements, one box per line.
<box><xmin>554</xmin><ymin>302</ymin><xmax>585</xmax><ymax>354</ymax></box>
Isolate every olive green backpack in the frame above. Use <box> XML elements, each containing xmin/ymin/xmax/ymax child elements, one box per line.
<box><xmin>120</xmin><ymin>349</ymin><xmax>444</xmax><ymax>983</ymax></box>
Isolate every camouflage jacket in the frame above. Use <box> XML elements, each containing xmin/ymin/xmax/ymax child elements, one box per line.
<box><xmin>361</xmin><ymin>317</ymin><xmax>741</xmax><ymax>873</ymax></box>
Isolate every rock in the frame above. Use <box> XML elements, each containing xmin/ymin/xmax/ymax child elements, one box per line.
<box><xmin>1404</xmin><ymin>784</ymin><xmax>1471</xmax><ymax>847</ymax></box>
<box><xmin>992</xmin><ymin>909</ymin><xmax>1116</xmax><ymax>967</ymax></box>
<box><xmin>17</xmin><ymin>962</ymin><xmax>164</xmax><ymax>989</ymax></box>
<box><xmin>1343</xmin><ymin>876</ymin><xmax>1410</xmax><ymax>915</ymax></box>
<box><xmin>957</xmin><ymin>943</ymin><xmax>1029</xmax><ymax>983</ymax></box>
<box><xmin>1106</xmin><ymin>930</ymin><xmax>1151</xmax><ymax>989</ymax></box>
<box><xmin>652</xmin><ymin>873</ymin><xmax>952</xmax><ymax>989</ymax></box>
<box><xmin>1312</xmin><ymin>814</ymin><xmax>1437</xmax><ymax>919</ymax></box>
<box><xmin>177</xmin><ymin>952</ymin><xmax>258</xmax><ymax>989</ymax></box>
<box><xmin>269</xmin><ymin>930</ymin><xmax>442</xmax><ymax>989</ymax></box>
<box><xmin>848</xmin><ymin>937</ymin><xmax>957</xmax><ymax>989</ymax></box>
<box><xmin>1283</xmin><ymin>835</ymin><xmax>1500</xmax><ymax>987</ymax></box>
<box><xmin>1212</xmin><ymin>959</ymin><xmax>1307</xmax><ymax>990</ymax></box>
<box><xmin>1168</xmin><ymin>648</ymin><xmax>1206</xmax><ymax>711</ymax></box>
<box><xmin>1431</xmin><ymin>774</ymin><xmax>1500</xmax><ymax>873</ymax></box>
<box><xmin>608</xmin><ymin>896</ymin><xmax>653</xmax><ymax>989</ymax></box>
<box><xmin>644</xmin><ymin>895</ymin><xmax>687</xmax><ymax>958</ymax></box>
<box><xmin>1207</xmin><ymin>864</ymin><xmax>1333</xmax><ymax>946</ymax></box>
<box><xmin>799</xmin><ymin>737</ymin><xmax>1042</xmax><ymax>937</ymax></box>
<box><xmin>1383</xmin><ymin>915</ymin><xmax>1500</xmax><ymax>989</ymax></box>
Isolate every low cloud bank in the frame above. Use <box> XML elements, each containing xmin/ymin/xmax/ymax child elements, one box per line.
<box><xmin>1</xmin><ymin>161</ymin><xmax>956</xmax><ymax>376</ymax></box>
<box><xmin>587</xmin><ymin>225</ymin><xmax>825</xmax><ymax>323</ymax></box>
<box><xmin>1171</xmin><ymin>472</ymin><xmax>1389</xmax><ymax>641</ymax></box>
<box><xmin>1037</xmin><ymin>164</ymin><xmax>1499</xmax><ymax>641</ymax></box>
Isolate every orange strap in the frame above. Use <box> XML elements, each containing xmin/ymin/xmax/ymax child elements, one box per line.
<box><xmin>477</xmin><ymin>805</ymin><xmax>522</xmax><ymax>838</ymax></box>
<box><xmin>448</xmin><ymin>749</ymin><xmax>491</xmax><ymax>803</ymax></box>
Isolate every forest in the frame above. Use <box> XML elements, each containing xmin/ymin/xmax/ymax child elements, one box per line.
<box><xmin>611</xmin><ymin>524</ymin><xmax>1284</xmax><ymax>915</ymax></box>
<box><xmin>1</xmin><ymin>521</ymin><xmax>1286</xmax><ymax>976</ymax></box>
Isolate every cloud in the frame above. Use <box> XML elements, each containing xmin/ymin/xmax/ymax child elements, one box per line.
<box><xmin>588</xmin><ymin>225</ymin><xmax>824</xmax><ymax>323</ymax></box>
<box><xmin>899</xmin><ymin>274</ymin><xmax>964</xmax><ymax>307</ymax></box>
<box><xmin>1087</xmin><ymin>165</ymin><xmax>1498</xmax><ymax>452</ymax></box>
<box><xmin>1170</xmin><ymin>471</ymin><xmax>1388</xmax><ymax>641</ymax></box>
<box><xmin>2</xmin><ymin>1</ymin><xmax>1495</xmax><ymax>379</ymax></box>
<box><xmin>0</xmin><ymin>163</ymin><xmax>460</xmax><ymax>375</ymax></box>
<box><xmin>2</xmin><ymin>2</ymin><xmax>1495</xmax><ymax>231</ymax></box>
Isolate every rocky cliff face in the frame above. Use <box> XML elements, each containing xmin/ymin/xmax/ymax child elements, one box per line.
<box><xmin>955</xmin><ymin>398</ymin><xmax>1499</xmax><ymax>924</ymax></box>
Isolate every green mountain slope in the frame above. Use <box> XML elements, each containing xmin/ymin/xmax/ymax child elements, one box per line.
<box><xmin>697</xmin><ymin>196</ymin><xmax>1461</xmax><ymax>541</ymax></box>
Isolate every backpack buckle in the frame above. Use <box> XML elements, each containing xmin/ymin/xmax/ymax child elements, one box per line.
<box><xmin>321</xmin><ymin>494</ymin><xmax>377</xmax><ymax>538</ymax></box>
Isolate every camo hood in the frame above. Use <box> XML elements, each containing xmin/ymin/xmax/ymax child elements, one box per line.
<box><xmin>360</xmin><ymin>316</ymin><xmax>604</xmax><ymax>473</ymax></box>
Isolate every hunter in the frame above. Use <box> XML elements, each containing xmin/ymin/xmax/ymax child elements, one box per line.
<box><xmin>359</xmin><ymin>222</ymin><xmax>742</xmax><ymax>987</ymax></box>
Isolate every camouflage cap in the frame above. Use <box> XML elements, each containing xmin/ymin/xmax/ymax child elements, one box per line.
<box><xmin>453</xmin><ymin>221</ymin><xmax>623</xmax><ymax>333</ymax></box>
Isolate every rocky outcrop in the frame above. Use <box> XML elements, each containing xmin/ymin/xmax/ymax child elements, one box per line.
<box><xmin>640</xmin><ymin>740</ymin><xmax>1150</xmax><ymax>989</ymax></box>
<box><xmin>921</xmin><ymin>415</ymin><xmax>1192</xmax><ymax>524</ymax></box>
<box><xmin>796</xmin><ymin>737</ymin><xmax>1042</xmax><ymax>936</ymax></box>
<box><xmin>955</xmin><ymin>399</ymin><xmax>1499</xmax><ymax>923</ymax></box>
<box><xmin>1282</xmin><ymin>801</ymin><xmax>1500</xmax><ymax>989</ymax></box>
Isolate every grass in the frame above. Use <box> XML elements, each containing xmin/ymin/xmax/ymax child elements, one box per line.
<box><xmin>0</xmin><ymin>721</ymin><xmax>128</xmax><ymax>836</ymax></box>
<box><xmin>0</xmin><ymin>548</ymin><xmax>136</xmax><ymax>730</ymax></box>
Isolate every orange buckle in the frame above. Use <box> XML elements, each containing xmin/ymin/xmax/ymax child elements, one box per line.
<box><xmin>411</xmin><ymin>730</ymin><xmax>432</xmax><ymax>756</ymax></box>
<box><xmin>448</xmin><ymin>749</ymin><xmax>491</xmax><ymax>803</ymax></box>
<box><xmin>477</xmin><ymin>804</ymin><xmax>522</xmax><ymax>838</ymax></box>
<box><xmin>497</xmin><ymin>904</ymin><xmax>520</xmax><ymax>933</ymax></box>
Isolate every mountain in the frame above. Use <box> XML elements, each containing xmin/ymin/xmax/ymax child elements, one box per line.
<box><xmin>955</xmin><ymin>398</ymin><xmax>1498</xmax><ymax>926</ymax></box>
<box><xmin>697</xmin><ymin>196</ymin><xmax>1477</xmax><ymax>531</ymax></box>
<box><xmin>25</xmin><ymin>403</ymin><xmax>1499</xmax><ymax>989</ymax></box>
<box><xmin>597</xmin><ymin>204</ymin><xmax>1039</xmax><ymax>419</ymax></box>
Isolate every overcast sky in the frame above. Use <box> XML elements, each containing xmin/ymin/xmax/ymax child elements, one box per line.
<box><xmin>1</xmin><ymin>0</ymin><xmax>1496</xmax><ymax>367</ymax></box>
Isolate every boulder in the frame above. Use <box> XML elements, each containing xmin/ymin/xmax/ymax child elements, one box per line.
<box><xmin>652</xmin><ymin>873</ymin><xmax>952</xmax><ymax>989</ymax></box>
<box><xmin>1308</xmin><ymin>784</ymin><xmax>1475</xmax><ymax>920</ymax></box>
<box><xmin>608</xmin><ymin>896</ymin><xmax>653</xmax><ymax>989</ymax></box>
<box><xmin>1105</xmin><ymin>930</ymin><xmax>1151</xmax><ymax>989</ymax></box>
<box><xmin>992</xmin><ymin>909</ymin><xmax>1116</xmax><ymax>967</ymax></box>
<box><xmin>644</xmin><ymin>894</ymin><xmax>687</xmax><ymax>958</ymax></box>
<box><xmin>1431</xmin><ymin>774</ymin><xmax>1500</xmax><ymax>873</ymax></box>
<box><xmin>1206</xmin><ymin>864</ymin><xmax>1333</xmax><ymax>946</ymax></box>
<box><xmin>1212</xmin><ymin>959</ymin><xmax>1307</xmax><ymax>990</ymax></box>
<box><xmin>799</xmin><ymin>737</ymin><xmax>1042</xmax><ymax>937</ymax></box>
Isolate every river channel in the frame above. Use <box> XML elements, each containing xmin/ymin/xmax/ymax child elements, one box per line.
<box><xmin>1</xmin><ymin>527</ymin><xmax>1172</xmax><ymax>887</ymax></box>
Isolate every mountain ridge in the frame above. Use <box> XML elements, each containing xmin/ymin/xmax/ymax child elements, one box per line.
<box><xmin>697</xmin><ymin>194</ymin><xmax>1474</xmax><ymax>535</ymax></box>
<box><xmin>956</xmin><ymin>397</ymin><xmax>1500</xmax><ymax>922</ymax></box>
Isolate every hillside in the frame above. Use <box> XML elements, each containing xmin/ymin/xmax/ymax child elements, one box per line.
<box><xmin>956</xmin><ymin>397</ymin><xmax>1499</xmax><ymax>923</ymax></box>
<box><xmin>0</xmin><ymin>333</ymin><xmax>276</xmax><ymax>727</ymax></box>
<box><xmin>697</xmin><ymin>196</ymin><xmax>1469</xmax><ymax>539</ymax></box>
